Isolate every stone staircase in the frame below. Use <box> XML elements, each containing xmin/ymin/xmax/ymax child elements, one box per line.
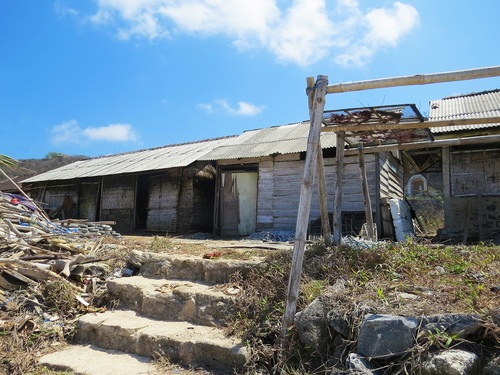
<box><xmin>39</xmin><ymin>249</ymin><xmax>263</xmax><ymax>375</ymax></box>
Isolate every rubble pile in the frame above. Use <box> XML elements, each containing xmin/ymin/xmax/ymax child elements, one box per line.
<box><xmin>0</xmin><ymin>191</ymin><xmax>123</xmax><ymax>328</ymax></box>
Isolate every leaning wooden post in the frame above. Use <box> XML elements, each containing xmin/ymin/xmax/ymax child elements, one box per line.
<box><xmin>281</xmin><ymin>75</ymin><xmax>328</xmax><ymax>342</ymax></box>
<box><xmin>357</xmin><ymin>146</ymin><xmax>375</xmax><ymax>240</ymax></box>
<box><xmin>307</xmin><ymin>77</ymin><xmax>332</xmax><ymax>247</ymax></box>
<box><xmin>332</xmin><ymin>131</ymin><xmax>345</xmax><ymax>245</ymax></box>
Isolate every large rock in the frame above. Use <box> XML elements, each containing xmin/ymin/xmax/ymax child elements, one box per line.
<box><xmin>327</xmin><ymin>309</ymin><xmax>351</xmax><ymax>338</ymax></box>
<box><xmin>294</xmin><ymin>297</ymin><xmax>329</xmax><ymax>350</ymax></box>
<box><xmin>346</xmin><ymin>353</ymin><xmax>382</xmax><ymax>375</ymax></box>
<box><xmin>357</xmin><ymin>314</ymin><xmax>418</xmax><ymax>358</ymax></box>
<box><xmin>421</xmin><ymin>349</ymin><xmax>480</xmax><ymax>375</ymax></box>
<box><xmin>422</xmin><ymin>313</ymin><xmax>482</xmax><ymax>338</ymax></box>
<box><xmin>483</xmin><ymin>355</ymin><xmax>500</xmax><ymax>375</ymax></box>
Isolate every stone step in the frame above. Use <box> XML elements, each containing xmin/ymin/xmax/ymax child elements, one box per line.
<box><xmin>39</xmin><ymin>344</ymin><xmax>158</xmax><ymax>375</ymax></box>
<box><xmin>107</xmin><ymin>276</ymin><xmax>237</xmax><ymax>326</ymax></box>
<box><xmin>127</xmin><ymin>250</ymin><xmax>261</xmax><ymax>284</ymax></box>
<box><xmin>73</xmin><ymin>309</ymin><xmax>249</xmax><ymax>373</ymax></box>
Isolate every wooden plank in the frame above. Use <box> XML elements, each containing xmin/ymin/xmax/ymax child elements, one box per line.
<box><xmin>326</xmin><ymin>66</ymin><xmax>500</xmax><ymax>94</ymax></box>
<box><xmin>0</xmin><ymin>273</ymin><xmax>17</xmax><ymax>290</ymax></box>
<box><xmin>333</xmin><ymin>131</ymin><xmax>346</xmax><ymax>245</ymax></box>
<box><xmin>2</xmin><ymin>267</ymin><xmax>36</xmax><ymax>285</ymax></box>
<box><xmin>340</xmin><ymin>134</ymin><xmax>500</xmax><ymax>154</ymax></box>
<box><xmin>282</xmin><ymin>75</ymin><xmax>328</xmax><ymax>342</ymax></box>
<box><xmin>358</xmin><ymin>147</ymin><xmax>375</xmax><ymax>240</ymax></box>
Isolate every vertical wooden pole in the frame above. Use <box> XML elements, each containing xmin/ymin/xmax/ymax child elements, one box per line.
<box><xmin>307</xmin><ymin>77</ymin><xmax>332</xmax><ymax>247</ymax></box>
<box><xmin>442</xmin><ymin>147</ymin><xmax>451</xmax><ymax>230</ymax></box>
<box><xmin>332</xmin><ymin>131</ymin><xmax>345</xmax><ymax>245</ymax></box>
<box><xmin>358</xmin><ymin>146</ymin><xmax>375</xmax><ymax>240</ymax></box>
<box><xmin>281</xmin><ymin>75</ymin><xmax>328</xmax><ymax>342</ymax></box>
<box><xmin>316</xmin><ymin>153</ymin><xmax>332</xmax><ymax>246</ymax></box>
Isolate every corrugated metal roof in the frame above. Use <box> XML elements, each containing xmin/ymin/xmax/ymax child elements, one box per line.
<box><xmin>199</xmin><ymin>121</ymin><xmax>337</xmax><ymax>160</ymax></box>
<box><xmin>429</xmin><ymin>89</ymin><xmax>500</xmax><ymax>133</ymax></box>
<box><xmin>22</xmin><ymin>137</ymin><xmax>235</xmax><ymax>183</ymax></box>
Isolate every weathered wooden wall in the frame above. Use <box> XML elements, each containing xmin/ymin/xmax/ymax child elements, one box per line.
<box><xmin>444</xmin><ymin>148</ymin><xmax>500</xmax><ymax>240</ymax></box>
<box><xmin>101</xmin><ymin>175</ymin><xmax>136</xmax><ymax>232</ymax></box>
<box><xmin>78</xmin><ymin>179</ymin><xmax>100</xmax><ymax>222</ymax></box>
<box><xmin>378</xmin><ymin>151</ymin><xmax>405</xmax><ymax>238</ymax></box>
<box><xmin>447</xmin><ymin>195</ymin><xmax>500</xmax><ymax>241</ymax></box>
<box><xmin>379</xmin><ymin>151</ymin><xmax>404</xmax><ymax>200</ymax></box>
<box><xmin>220</xmin><ymin>152</ymin><xmax>383</xmax><ymax>233</ymax></box>
<box><xmin>146</xmin><ymin>163</ymin><xmax>215</xmax><ymax>233</ymax></box>
<box><xmin>146</xmin><ymin>168</ymin><xmax>198</xmax><ymax>233</ymax></box>
<box><xmin>27</xmin><ymin>162</ymin><xmax>215</xmax><ymax>234</ymax></box>
<box><xmin>450</xmin><ymin>149</ymin><xmax>500</xmax><ymax>196</ymax></box>
<box><xmin>29</xmin><ymin>180</ymin><xmax>79</xmax><ymax>218</ymax></box>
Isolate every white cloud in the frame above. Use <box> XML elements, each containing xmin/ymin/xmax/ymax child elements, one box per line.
<box><xmin>335</xmin><ymin>2</ymin><xmax>420</xmax><ymax>67</ymax></box>
<box><xmin>365</xmin><ymin>2</ymin><xmax>420</xmax><ymax>46</ymax></box>
<box><xmin>51</xmin><ymin>120</ymin><xmax>138</xmax><ymax>145</ymax></box>
<box><xmin>83</xmin><ymin>124</ymin><xmax>138</xmax><ymax>141</ymax></box>
<box><xmin>86</xmin><ymin>0</ymin><xmax>420</xmax><ymax>67</ymax></box>
<box><xmin>199</xmin><ymin>99</ymin><xmax>265</xmax><ymax>116</ymax></box>
<box><xmin>51</xmin><ymin>120</ymin><xmax>82</xmax><ymax>144</ymax></box>
<box><xmin>54</xmin><ymin>1</ymin><xmax>78</xmax><ymax>18</ymax></box>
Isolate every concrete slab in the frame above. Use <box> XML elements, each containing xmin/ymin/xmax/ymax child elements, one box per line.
<box><xmin>39</xmin><ymin>344</ymin><xmax>158</xmax><ymax>375</ymax></box>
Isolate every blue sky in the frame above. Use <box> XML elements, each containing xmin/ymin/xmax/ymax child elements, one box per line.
<box><xmin>1</xmin><ymin>1</ymin><xmax>499</xmax><ymax>160</ymax></box>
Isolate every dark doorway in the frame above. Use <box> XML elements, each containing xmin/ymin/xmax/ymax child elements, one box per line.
<box><xmin>136</xmin><ymin>174</ymin><xmax>149</xmax><ymax>230</ymax></box>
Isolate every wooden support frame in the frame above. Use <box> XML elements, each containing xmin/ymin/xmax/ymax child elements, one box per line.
<box><xmin>280</xmin><ymin>65</ymin><xmax>500</xmax><ymax>343</ymax></box>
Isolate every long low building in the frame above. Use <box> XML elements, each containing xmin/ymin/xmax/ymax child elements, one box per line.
<box><xmin>21</xmin><ymin>91</ymin><xmax>500</xmax><ymax>242</ymax></box>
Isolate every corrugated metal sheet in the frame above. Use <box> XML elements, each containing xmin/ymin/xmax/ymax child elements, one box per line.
<box><xmin>429</xmin><ymin>89</ymin><xmax>500</xmax><ymax>133</ymax></box>
<box><xmin>22</xmin><ymin>137</ymin><xmax>234</xmax><ymax>183</ymax></box>
<box><xmin>22</xmin><ymin>121</ymin><xmax>337</xmax><ymax>183</ymax></box>
<box><xmin>200</xmin><ymin>121</ymin><xmax>337</xmax><ymax>160</ymax></box>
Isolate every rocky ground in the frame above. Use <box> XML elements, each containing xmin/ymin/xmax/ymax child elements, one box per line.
<box><xmin>0</xmin><ymin>231</ymin><xmax>498</xmax><ymax>374</ymax></box>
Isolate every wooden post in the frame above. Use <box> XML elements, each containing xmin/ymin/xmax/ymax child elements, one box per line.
<box><xmin>307</xmin><ymin>76</ymin><xmax>332</xmax><ymax>247</ymax></box>
<box><xmin>281</xmin><ymin>75</ymin><xmax>328</xmax><ymax>342</ymax></box>
<box><xmin>332</xmin><ymin>131</ymin><xmax>345</xmax><ymax>245</ymax></box>
<box><xmin>316</xmin><ymin>152</ymin><xmax>331</xmax><ymax>246</ymax></box>
<box><xmin>442</xmin><ymin>147</ymin><xmax>451</xmax><ymax>231</ymax></box>
<box><xmin>357</xmin><ymin>146</ymin><xmax>375</xmax><ymax>240</ymax></box>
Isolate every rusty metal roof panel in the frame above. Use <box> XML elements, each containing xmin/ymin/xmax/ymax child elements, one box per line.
<box><xmin>199</xmin><ymin>121</ymin><xmax>337</xmax><ymax>160</ymax></box>
<box><xmin>430</xmin><ymin>89</ymin><xmax>500</xmax><ymax>133</ymax></box>
<box><xmin>22</xmin><ymin>137</ymin><xmax>234</xmax><ymax>182</ymax></box>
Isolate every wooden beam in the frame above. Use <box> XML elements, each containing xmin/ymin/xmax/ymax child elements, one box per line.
<box><xmin>316</xmin><ymin>150</ymin><xmax>331</xmax><ymax>246</ymax></box>
<box><xmin>307</xmin><ymin>76</ymin><xmax>332</xmax><ymax>247</ymax></box>
<box><xmin>281</xmin><ymin>75</ymin><xmax>328</xmax><ymax>342</ymax></box>
<box><xmin>358</xmin><ymin>147</ymin><xmax>375</xmax><ymax>240</ymax></box>
<box><xmin>332</xmin><ymin>131</ymin><xmax>345</xmax><ymax>245</ymax></box>
<box><xmin>442</xmin><ymin>147</ymin><xmax>451</xmax><ymax>228</ymax></box>
<box><xmin>322</xmin><ymin>116</ymin><xmax>500</xmax><ymax>133</ymax></box>
<box><xmin>326</xmin><ymin>66</ymin><xmax>500</xmax><ymax>94</ymax></box>
<box><xmin>343</xmin><ymin>134</ymin><xmax>500</xmax><ymax>155</ymax></box>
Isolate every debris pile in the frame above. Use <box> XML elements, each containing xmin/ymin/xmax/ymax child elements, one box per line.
<box><xmin>246</xmin><ymin>230</ymin><xmax>295</xmax><ymax>242</ymax></box>
<box><xmin>0</xmin><ymin>191</ymin><xmax>124</xmax><ymax>332</ymax></box>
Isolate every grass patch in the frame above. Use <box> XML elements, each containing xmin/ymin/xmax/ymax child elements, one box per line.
<box><xmin>226</xmin><ymin>239</ymin><xmax>500</xmax><ymax>374</ymax></box>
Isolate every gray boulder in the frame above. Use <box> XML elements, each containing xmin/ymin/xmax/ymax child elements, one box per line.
<box><xmin>483</xmin><ymin>355</ymin><xmax>500</xmax><ymax>375</ymax></box>
<box><xmin>328</xmin><ymin>309</ymin><xmax>351</xmax><ymax>338</ymax></box>
<box><xmin>357</xmin><ymin>314</ymin><xmax>418</xmax><ymax>358</ymax></box>
<box><xmin>421</xmin><ymin>349</ymin><xmax>480</xmax><ymax>375</ymax></box>
<box><xmin>294</xmin><ymin>297</ymin><xmax>329</xmax><ymax>350</ymax></box>
<box><xmin>346</xmin><ymin>353</ymin><xmax>381</xmax><ymax>375</ymax></box>
<box><xmin>422</xmin><ymin>313</ymin><xmax>482</xmax><ymax>338</ymax></box>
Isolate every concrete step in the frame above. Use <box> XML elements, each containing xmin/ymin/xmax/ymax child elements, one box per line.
<box><xmin>39</xmin><ymin>344</ymin><xmax>158</xmax><ymax>375</ymax></box>
<box><xmin>127</xmin><ymin>250</ymin><xmax>261</xmax><ymax>284</ymax></box>
<box><xmin>73</xmin><ymin>309</ymin><xmax>249</xmax><ymax>373</ymax></box>
<box><xmin>107</xmin><ymin>276</ymin><xmax>237</xmax><ymax>326</ymax></box>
